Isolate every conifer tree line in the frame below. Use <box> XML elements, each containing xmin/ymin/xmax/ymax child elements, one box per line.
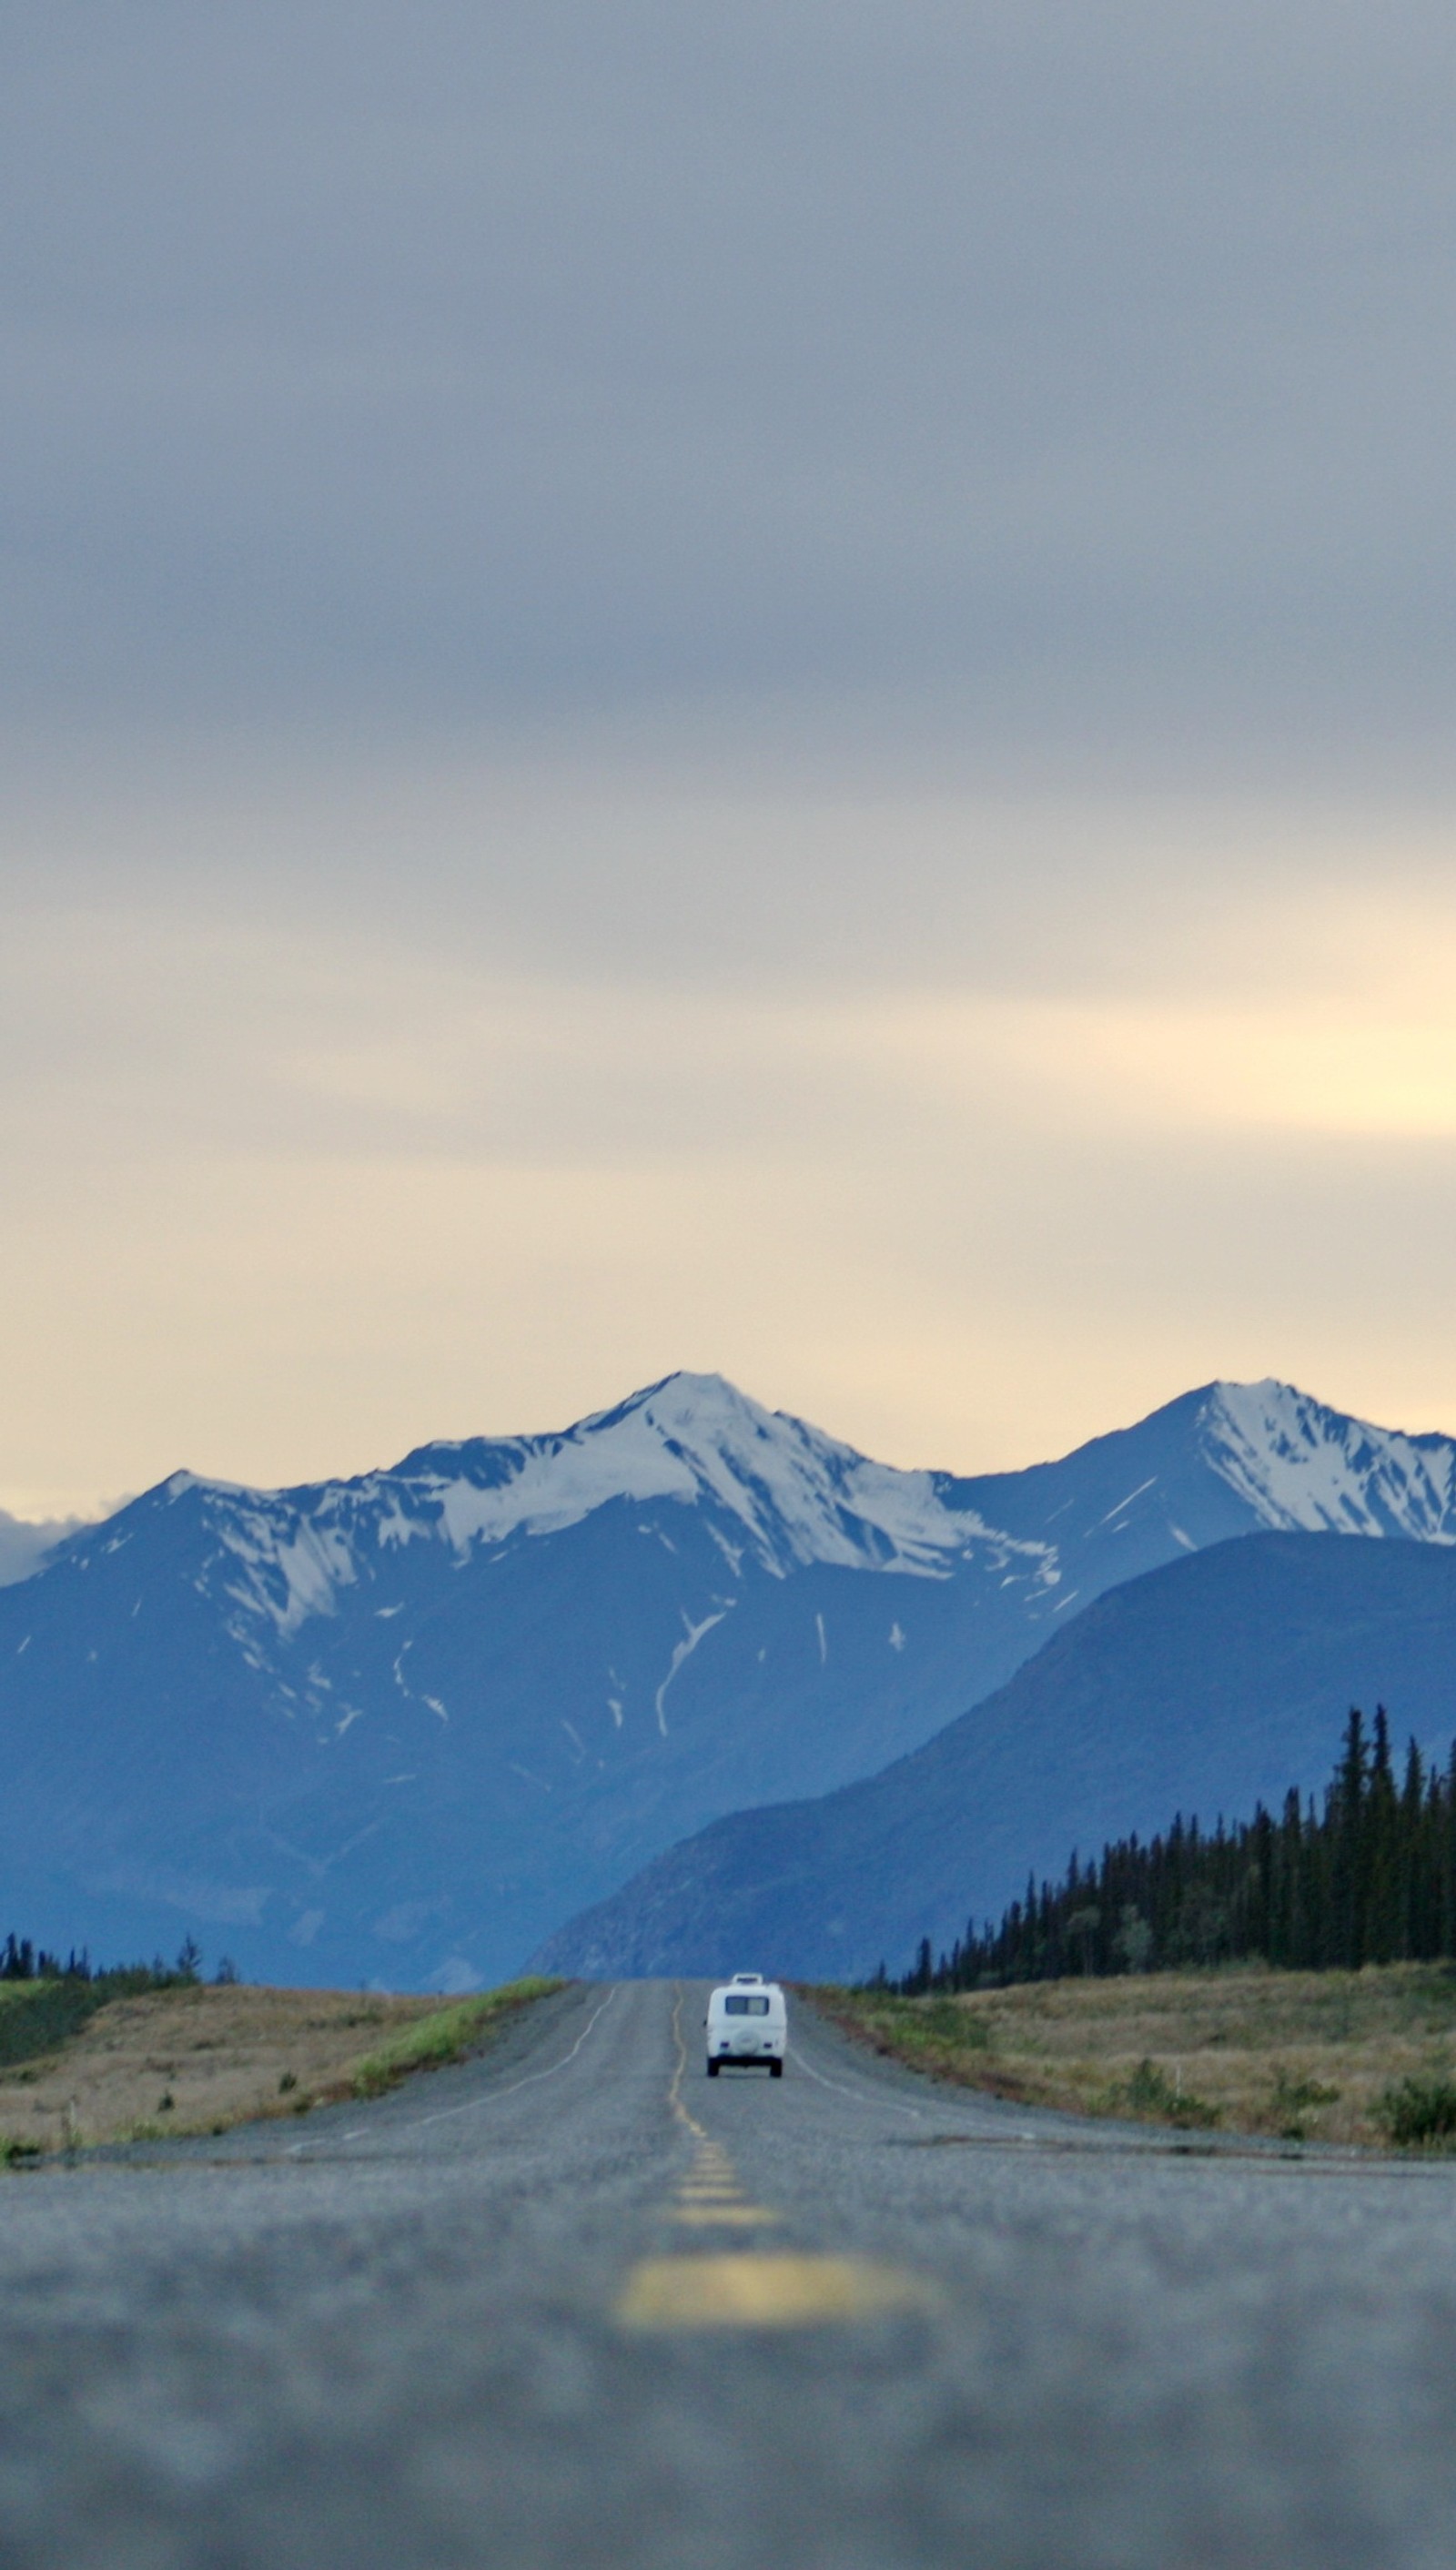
<box><xmin>0</xmin><ymin>1934</ymin><xmax>238</xmax><ymax>2072</ymax></box>
<box><xmin>0</xmin><ymin>1932</ymin><xmax>222</xmax><ymax>1986</ymax></box>
<box><xmin>1</xmin><ymin>1934</ymin><xmax>96</xmax><ymax>1982</ymax></box>
<box><xmin>893</xmin><ymin>1708</ymin><xmax>1456</xmax><ymax>1993</ymax></box>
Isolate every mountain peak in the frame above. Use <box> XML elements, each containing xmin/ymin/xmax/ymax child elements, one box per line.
<box><xmin>399</xmin><ymin>1369</ymin><xmax>1008</xmax><ymax>1580</ymax></box>
<box><xmin>1199</xmin><ymin>1378</ymin><xmax>1456</xmax><ymax>1540</ymax></box>
<box><xmin>582</xmin><ymin>1368</ymin><xmax>786</xmax><ymax>1447</ymax></box>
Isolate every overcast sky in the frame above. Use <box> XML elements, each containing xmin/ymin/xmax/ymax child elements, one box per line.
<box><xmin>5</xmin><ymin>2</ymin><xmax>1456</xmax><ymax>1511</ymax></box>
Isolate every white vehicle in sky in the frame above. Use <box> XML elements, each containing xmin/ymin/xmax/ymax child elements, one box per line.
<box><xmin>704</xmin><ymin>1972</ymin><xmax>786</xmax><ymax>2076</ymax></box>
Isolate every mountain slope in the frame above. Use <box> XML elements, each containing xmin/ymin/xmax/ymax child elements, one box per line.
<box><xmin>0</xmin><ymin>1509</ymin><xmax>85</xmax><ymax>1589</ymax></box>
<box><xmin>533</xmin><ymin>1533</ymin><xmax>1456</xmax><ymax>1983</ymax></box>
<box><xmin>2</xmin><ymin>1371</ymin><xmax>1454</xmax><ymax>1989</ymax></box>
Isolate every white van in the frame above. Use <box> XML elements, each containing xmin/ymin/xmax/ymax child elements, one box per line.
<box><xmin>705</xmin><ymin>1972</ymin><xmax>786</xmax><ymax>2077</ymax></box>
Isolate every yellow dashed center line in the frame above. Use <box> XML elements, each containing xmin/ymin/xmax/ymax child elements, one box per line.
<box><xmin>619</xmin><ymin>2253</ymin><xmax>938</xmax><ymax>2331</ymax></box>
<box><xmin>613</xmin><ymin>1992</ymin><xmax>935</xmax><ymax>2331</ymax></box>
<box><xmin>671</xmin><ymin>2205</ymin><xmax>784</xmax><ymax>2227</ymax></box>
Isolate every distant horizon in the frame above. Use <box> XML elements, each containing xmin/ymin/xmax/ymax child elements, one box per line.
<box><xmin>7</xmin><ymin>1362</ymin><xmax>1456</xmax><ymax>1532</ymax></box>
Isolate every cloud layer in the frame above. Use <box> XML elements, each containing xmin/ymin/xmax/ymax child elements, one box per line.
<box><xmin>5</xmin><ymin>1</ymin><xmax>1455</xmax><ymax>767</ymax></box>
<box><xmin>3</xmin><ymin>5</ymin><xmax>1455</xmax><ymax>1503</ymax></box>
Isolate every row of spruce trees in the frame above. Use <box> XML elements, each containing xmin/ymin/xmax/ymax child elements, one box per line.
<box><xmin>0</xmin><ymin>1936</ymin><xmax>240</xmax><ymax>2071</ymax></box>
<box><xmin>0</xmin><ymin>1932</ymin><xmax>221</xmax><ymax>1985</ymax></box>
<box><xmin>894</xmin><ymin>1708</ymin><xmax>1456</xmax><ymax>1993</ymax></box>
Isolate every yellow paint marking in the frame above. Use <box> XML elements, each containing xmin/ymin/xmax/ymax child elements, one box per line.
<box><xmin>668</xmin><ymin>1994</ymin><xmax>709</xmax><ymax>2140</ymax></box>
<box><xmin>617</xmin><ymin>2254</ymin><xmax>937</xmax><ymax>2331</ymax></box>
<box><xmin>671</xmin><ymin>2205</ymin><xmax>783</xmax><ymax>2227</ymax></box>
<box><xmin>635</xmin><ymin>1994</ymin><xmax>939</xmax><ymax>2329</ymax></box>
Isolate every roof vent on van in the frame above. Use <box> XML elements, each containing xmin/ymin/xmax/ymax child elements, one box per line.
<box><xmin>731</xmin><ymin>1972</ymin><xmax>763</xmax><ymax>1984</ymax></box>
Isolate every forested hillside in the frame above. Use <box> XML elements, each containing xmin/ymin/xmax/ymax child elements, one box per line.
<box><xmin>898</xmin><ymin>1709</ymin><xmax>1456</xmax><ymax>1991</ymax></box>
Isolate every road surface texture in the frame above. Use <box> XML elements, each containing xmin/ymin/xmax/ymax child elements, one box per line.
<box><xmin>2</xmin><ymin>1978</ymin><xmax>1455</xmax><ymax>2568</ymax></box>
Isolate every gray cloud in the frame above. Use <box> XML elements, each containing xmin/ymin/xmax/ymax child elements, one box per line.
<box><xmin>3</xmin><ymin>1</ymin><xmax>1454</xmax><ymax>776</ymax></box>
<box><xmin>6</xmin><ymin>3</ymin><xmax>1456</xmax><ymax>1508</ymax></box>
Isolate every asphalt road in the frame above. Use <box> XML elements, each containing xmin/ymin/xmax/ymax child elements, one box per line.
<box><xmin>3</xmin><ymin>1978</ymin><xmax>1456</xmax><ymax>2568</ymax></box>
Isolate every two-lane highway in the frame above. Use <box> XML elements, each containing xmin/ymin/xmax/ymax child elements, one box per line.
<box><xmin>2</xmin><ymin>1978</ymin><xmax>1456</xmax><ymax>2566</ymax></box>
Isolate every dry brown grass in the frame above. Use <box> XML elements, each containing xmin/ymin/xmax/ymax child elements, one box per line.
<box><xmin>815</xmin><ymin>1964</ymin><xmax>1456</xmax><ymax>2147</ymax></box>
<box><xmin>0</xmin><ymin>1983</ymin><xmax>457</xmax><ymax>2151</ymax></box>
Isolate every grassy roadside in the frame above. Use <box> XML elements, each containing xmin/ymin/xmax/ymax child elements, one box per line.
<box><xmin>810</xmin><ymin>1964</ymin><xmax>1456</xmax><ymax>2149</ymax></box>
<box><xmin>0</xmin><ymin>1975</ymin><xmax>564</xmax><ymax>2157</ymax></box>
<box><xmin>349</xmin><ymin>1978</ymin><xmax>562</xmax><ymax>2098</ymax></box>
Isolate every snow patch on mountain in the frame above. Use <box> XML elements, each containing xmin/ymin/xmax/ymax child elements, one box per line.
<box><xmin>396</xmin><ymin>1373</ymin><xmax>1046</xmax><ymax>1579</ymax></box>
<box><xmin>179</xmin><ymin>1371</ymin><xmax>1060</xmax><ymax>1650</ymax></box>
<box><xmin>56</xmin><ymin>1371</ymin><xmax>1456</xmax><ymax>1680</ymax></box>
<box><xmin>214</xmin><ymin>1503</ymin><xmax>359</xmax><ymax>1639</ymax></box>
<box><xmin>1201</xmin><ymin>1381</ymin><xmax>1456</xmax><ymax>1543</ymax></box>
<box><xmin>654</xmin><ymin>1603</ymin><xmax>733</xmax><ymax>1735</ymax></box>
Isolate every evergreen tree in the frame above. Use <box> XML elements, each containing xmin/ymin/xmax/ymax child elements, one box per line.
<box><xmin>894</xmin><ymin>1709</ymin><xmax>1456</xmax><ymax>1993</ymax></box>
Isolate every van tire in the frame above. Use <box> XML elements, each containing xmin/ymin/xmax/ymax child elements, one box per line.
<box><xmin>770</xmin><ymin>2059</ymin><xmax>784</xmax><ymax>2078</ymax></box>
<box><xmin>706</xmin><ymin>2059</ymin><xmax>720</xmax><ymax>2076</ymax></box>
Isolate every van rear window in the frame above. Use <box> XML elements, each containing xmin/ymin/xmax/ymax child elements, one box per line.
<box><xmin>724</xmin><ymin>1995</ymin><xmax>770</xmax><ymax>2016</ymax></box>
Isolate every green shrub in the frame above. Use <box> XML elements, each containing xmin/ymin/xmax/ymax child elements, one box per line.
<box><xmin>917</xmin><ymin>1998</ymin><xmax>991</xmax><ymax>2051</ymax></box>
<box><xmin>1269</xmin><ymin>2067</ymin><xmax>1340</xmax><ymax>2138</ymax></box>
<box><xmin>851</xmin><ymin>1996</ymin><xmax>992</xmax><ymax>2058</ymax></box>
<box><xmin>1376</xmin><ymin>2075</ymin><xmax>1456</xmax><ymax>2147</ymax></box>
<box><xmin>1117</xmin><ymin>2057</ymin><xmax>1220</xmax><ymax>2129</ymax></box>
<box><xmin>0</xmin><ymin>1981</ymin><xmax>106</xmax><ymax>2068</ymax></box>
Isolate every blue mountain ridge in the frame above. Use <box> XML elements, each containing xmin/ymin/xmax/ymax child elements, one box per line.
<box><xmin>1</xmin><ymin>1371</ymin><xmax>1453</xmax><ymax>1988</ymax></box>
<box><xmin>532</xmin><ymin>1532</ymin><xmax>1456</xmax><ymax>1983</ymax></box>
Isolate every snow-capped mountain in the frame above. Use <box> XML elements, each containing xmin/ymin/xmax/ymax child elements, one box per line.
<box><xmin>171</xmin><ymin>1368</ymin><xmax>1060</xmax><ymax>1645</ymax></box>
<box><xmin>1</xmin><ymin>1370</ymin><xmax>1452</xmax><ymax>1989</ymax></box>
<box><xmin>84</xmin><ymin>1371</ymin><xmax>1456</xmax><ymax>1663</ymax></box>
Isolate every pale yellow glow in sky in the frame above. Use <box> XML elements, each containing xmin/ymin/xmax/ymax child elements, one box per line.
<box><xmin>870</xmin><ymin>993</ymin><xmax>1456</xmax><ymax>1138</ymax></box>
<box><xmin>5</xmin><ymin>778</ymin><xmax>1456</xmax><ymax>1515</ymax></box>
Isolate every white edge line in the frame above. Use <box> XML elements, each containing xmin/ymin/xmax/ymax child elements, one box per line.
<box><xmin>792</xmin><ymin>2039</ymin><xmax>1043</xmax><ymax>2145</ymax></box>
<box><xmin>787</xmin><ymin>2040</ymin><xmax>925</xmax><ymax>2122</ymax></box>
<box><xmin>287</xmin><ymin>1984</ymin><xmax>620</xmax><ymax>2155</ymax></box>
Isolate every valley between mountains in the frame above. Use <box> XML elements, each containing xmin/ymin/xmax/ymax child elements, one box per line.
<box><xmin>3</xmin><ymin>1371</ymin><xmax>1456</xmax><ymax>1991</ymax></box>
